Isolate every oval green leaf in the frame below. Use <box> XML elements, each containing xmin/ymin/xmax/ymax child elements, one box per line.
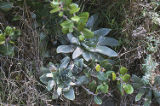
<box><xmin>98</xmin><ymin>37</ymin><xmax>119</xmax><ymax>47</ymax></box>
<box><xmin>94</xmin><ymin>28</ymin><xmax>111</xmax><ymax>37</ymax></box>
<box><xmin>72</xmin><ymin>47</ymin><xmax>83</xmax><ymax>59</ymax></box>
<box><xmin>94</xmin><ymin>96</ymin><xmax>102</xmax><ymax>105</ymax></box>
<box><xmin>63</xmin><ymin>87</ymin><xmax>75</xmax><ymax>100</ymax></box>
<box><xmin>95</xmin><ymin>46</ymin><xmax>118</xmax><ymax>57</ymax></box>
<box><xmin>123</xmin><ymin>84</ymin><xmax>134</xmax><ymax>94</ymax></box>
<box><xmin>120</xmin><ymin>67</ymin><xmax>128</xmax><ymax>75</ymax></box>
<box><xmin>122</xmin><ymin>74</ymin><xmax>131</xmax><ymax>82</ymax></box>
<box><xmin>57</xmin><ymin>45</ymin><xmax>75</xmax><ymax>53</ymax></box>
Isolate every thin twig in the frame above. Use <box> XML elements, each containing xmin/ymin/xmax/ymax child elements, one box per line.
<box><xmin>81</xmin><ymin>85</ymin><xmax>98</xmax><ymax>96</ymax></box>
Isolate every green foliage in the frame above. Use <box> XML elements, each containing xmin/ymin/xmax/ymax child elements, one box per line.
<box><xmin>132</xmin><ymin>75</ymin><xmax>160</xmax><ymax>105</ymax></box>
<box><xmin>135</xmin><ymin>89</ymin><xmax>145</xmax><ymax>102</ymax></box>
<box><xmin>39</xmin><ymin>0</ymin><xmax>133</xmax><ymax>105</ymax></box>
<box><xmin>50</xmin><ymin>0</ymin><xmax>119</xmax><ymax>62</ymax></box>
<box><xmin>57</xmin><ymin>28</ymin><xmax>118</xmax><ymax>61</ymax></box>
<box><xmin>116</xmin><ymin>66</ymin><xmax>134</xmax><ymax>95</ymax></box>
<box><xmin>0</xmin><ymin>2</ymin><xmax>13</xmax><ymax>12</ymax></box>
<box><xmin>0</xmin><ymin>26</ymin><xmax>21</xmax><ymax>56</ymax></box>
<box><xmin>132</xmin><ymin>54</ymin><xmax>159</xmax><ymax>105</ymax></box>
<box><xmin>120</xmin><ymin>66</ymin><xmax>128</xmax><ymax>75</ymax></box>
<box><xmin>142</xmin><ymin>55</ymin><xmax>158</xmax><ymax>83</ymax></box>
<box><xmin>69</xmin><ymin>3</ymin><xmax>80</xmax><ymax>14</ymax></box>
<box><xmin>60</xmin><ymin>20</ymin><xmax>74</xmax><ymax>33</ymax></box>
<box><xmin>1</xmin><ymin>0</ymin><xmax>159</xmax><ymax>105</ymax></box>
<box><xmin>63</xmin><ymin>87</ymin><xmax>75</xmax><ymax>100</ymax></box>
<box><xmin>96</xmin><ymin>83</ymin><xmax>109</xmax><ymax>94</ymax></box>
<box><xmin>123</xmin><ymin>84</ymin><xmax>134</xmax><ymax>94</ymax></box>
<box><xmin>121</xmin><ymin>74</ymin><xmax>131</xmax><ymax>83</ymax></box>
<box><xmin>40</xmin><ymin>58</ymin><xmax>133</xmax><ymax>104</ymax></box>
<box><xmin>95</xmin><ymin>64</ymin><xmax>101</xmax><ymax>72</ymax></box>
<box><xmin>112</xmin><ymin>72</ymin><xmax>116</xmax><ymax>81</ymax></box>
<box><xmin>40</xmin><ymin>56</ymin><xmax>86</xmax><ymax>100</ymax></box>
<box><xmin>146</xmin><ymin>36</ymin><xmax>160</xmax><ymax>53</ymax></box>
<box><xmin>94</xmin><ymin>96</ymin><xmax>102</xmax><ymax>105</ymax></box>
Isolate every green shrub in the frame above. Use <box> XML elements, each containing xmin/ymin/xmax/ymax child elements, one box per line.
<box><xmin>0</xmin><ymin>26</ymin><xmax>21</xmax><ymax>56</ymax></box>
<box><xmin>39</xmin><ymin>0</ymin><xmax>134</xmax><ymax>104</ymax></box>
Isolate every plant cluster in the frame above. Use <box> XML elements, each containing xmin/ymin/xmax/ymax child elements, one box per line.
<box><xmin>2</xmin><ymin>0</ymin><xmax>160</xmax><ymax>105</ymax></box>
<box><xmin>132</xmin><ymin>37</ymin><xmax>160</xmax><ymax>106</ymax></box>
<box><xmin>40</xmin><ymin>0</ymin><xmax>134</xmax><ymax>104</ymax></box>
<box><xmin>0</xmin><ymin>26</ymin><xmax>21</xmax><ymax>56</ymax></box>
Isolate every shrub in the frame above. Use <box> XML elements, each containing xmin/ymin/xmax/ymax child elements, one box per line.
<box><xmin>40</xmin><ymin>0</ymin><xmax>134</xmax><ymax>104</ymax></box>
<box><xmin>0</xmin><ymin>26</ymin><xmax>21</xmax><ymax>56</ymax></box>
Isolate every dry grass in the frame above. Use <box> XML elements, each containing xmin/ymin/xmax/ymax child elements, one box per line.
<box><xmin>0</xmin><ymin>2</ymin><xmax>50</xmax><ymax>105</ymax></box>
<box><xmin>0</xmin><ymin>1</ymin><xmax>71</xmax><ymax>105</ymax></box>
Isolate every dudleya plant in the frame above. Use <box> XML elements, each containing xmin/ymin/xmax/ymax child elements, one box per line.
<box><xmin>40</xmin><ymin>0</ymin><xmax>134</xmax><ymax>105</ymax></box>
<box><xmin>57</xmin><ymin>14</ymin><xmax>119</xmax><ymax>62</ymax></box>
<box><xmin>50</xmin><ymin>0</ymin><xmax>118</xmax><ymax>62</ymax></box>
<box><xmin>40</xmin><ymin>56</ymin><xmax>88</xmax><ymax>100</ymax></box>
<box><xmin>40</xmin><ymin>57</ymin><xmax>134</xmax><ymax>104</ymax></box>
